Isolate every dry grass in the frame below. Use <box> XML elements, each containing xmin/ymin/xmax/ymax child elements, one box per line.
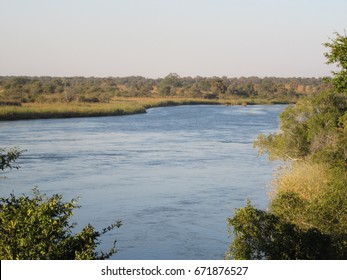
<box><xmin>271</xmin><ymin>161</ymin><xmax>331</xmax><ymax>201</ymax></box>
<box><xmin>0</xmin><ymin>101</ymin><xmax>146</xmax><ymax>121</ymax></box>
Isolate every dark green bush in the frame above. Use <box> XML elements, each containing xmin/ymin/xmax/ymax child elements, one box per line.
<box><xmin>0</xmin><ymin>189</ymin><xmax>121</xmax><ymax>260</ymax></box>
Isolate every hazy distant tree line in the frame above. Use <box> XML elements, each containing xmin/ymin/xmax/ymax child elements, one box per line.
<box><xmin>0</xmin><ymin>75</ymin><xmax>330</xmax><ymax>104</ymax></box>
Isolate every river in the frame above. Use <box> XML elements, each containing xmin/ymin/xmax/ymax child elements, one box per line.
<box><xmin>0</xmin><ymin>104</ymin><xmax>285</xmax><ymax>259</ymax></box>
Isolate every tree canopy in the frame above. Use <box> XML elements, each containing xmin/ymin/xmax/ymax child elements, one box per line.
<box><xmin>324</xmin><ymin>32</ymin><xmax>347</xmax><ymax>93</ymax></box>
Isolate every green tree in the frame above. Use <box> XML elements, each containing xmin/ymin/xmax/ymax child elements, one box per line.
<box><xmin>162</xmin><ymin>73</ymin><xmax>182</xmax><ymax>88</ymax></box>
<box><xmin>324</xmin><ymin>32</ymin><xmax>347</xmax><ymax>93</ymax></box>
<box><xmin>158</xmin><ymin>73</ymin><xmax>182</xmax><ymax>96</ymax></box>
<box><xmin>227</xmin><ymin>201</ymin><xmax>333</xmax><ymax>260</ymax></box>
<box><xmin>0</xmin><ymin>189</ymin><xmax>121</xmax><ymax>260</ymax></box>
<box><xmin>254</xmin><ymin>91</ymin><xmax>347</xmax><ymax>165</ymax></box>
<box><xmin>211</xmin><ymin>78</ymin><xmax>227</xmax><ymax>95</ymax></box>
<box><xmin>0</xmin><ymin>147</ymin><xmax>22</xmax><ymax>171</ymax></box>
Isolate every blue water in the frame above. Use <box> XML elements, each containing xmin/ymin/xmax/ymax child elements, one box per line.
<box><xmin>0</xmin><ymin>104</ymin><xmax>285</xmax><ymax>259</ymax></box>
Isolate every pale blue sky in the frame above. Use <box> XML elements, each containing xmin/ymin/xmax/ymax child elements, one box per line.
<box><xmin>0</xmin><ymin>0</ymin><xmax>346</xmax><ymax>78</ymax></box>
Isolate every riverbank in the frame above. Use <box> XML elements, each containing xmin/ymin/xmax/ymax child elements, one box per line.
<box><xmin>0</xmin><ymin>97</ymin><xmax>293</xmax><ymax>121</ymax></box>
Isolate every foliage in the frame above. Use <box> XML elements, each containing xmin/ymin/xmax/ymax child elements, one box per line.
<box><xmin>226</xmin><ymin>201</ymin><xmax>337</xmax><ymax>260</ymax></box>
<box><xmin>271</xmin><ymin>163</ymin><xmax>347</xmax><ymax>254</ymax></box>
<box><xmin>228</xmin><ymin>32</ymin><xmax>347</xmax><ymax>260</ymax></box>
<box><xmin>0</xmin><ymin>189</ymin><xmax>122</xmax><ymax>260</ymax></box>
<box><xmin>324</xmin><ymin>32</ymin><xmax>347</xmax><ymax>93</ymax></box>
<box><xmin>0</xmin><ymin>75</ymin><xmax>326</xmax><ymax>104</ymax></box>
<box><xmin>0</xmin><ymin>74</ymin><xmax>327</xmax><ymax>121</ymax></box>
<box><xmin>0</xmin><ymin>147</ymin><xmax>23</xmax><ymax>171</ymax></box>
<box><xmin>254</xmin><ymin>91</ymin><xmax>347</xmax><ymax>165</ymax></box>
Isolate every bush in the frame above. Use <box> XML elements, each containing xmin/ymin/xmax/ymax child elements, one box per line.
<box><xmin>0</xmin><ymin>189</ymin><xmax>121</xmax><ymax>260</ymax></box>
<box><xmin>227</xmin><ymin>201</ymin><xmax>336</xmax><ymax>260</ymax></box>
<box><xmin>0</xmin><ymin>147</ymin><xmax>23</xmax><ymax>171</ymax></box>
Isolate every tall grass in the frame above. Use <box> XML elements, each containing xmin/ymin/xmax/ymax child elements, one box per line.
<box><xmin>0</xmin><ymin>102</ymin><xmax>146</xmax><ymax>121</ymax></box>
<box><xmin>0</xmin><ymin>97</ymin><xmax>292</xmax><ymax>121</ymax></box>
<box><xmin>271</xmin><ymin>162</ymin><xmax>330</xmax><ymax>201</ymax></box>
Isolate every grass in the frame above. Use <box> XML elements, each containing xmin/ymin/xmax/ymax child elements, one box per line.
<box><xmin>271</xmin><ymin>162</ymin><xmax>330</xmax><ymax>201</ymax></box>
<box><xmin>0</xmin><ymin>102</ymin><xmax>146</xmax><ymax>121</ymax></box>
<box><xmin>0</xmin><ymin>97</ymin><xmax>292</xmax><ymax>121</ymax></box>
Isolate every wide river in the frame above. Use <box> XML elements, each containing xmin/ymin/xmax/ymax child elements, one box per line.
<box><xmin>0</xmin><ymin>104</ymin><xmax>285</xmax><ymax>259</ymax></box>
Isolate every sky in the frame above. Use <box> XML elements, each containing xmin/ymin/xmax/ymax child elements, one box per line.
<box><xmin>0</xmin><ymin>0</ymin><xmax>346</xmax><ymax>78</ymax></box>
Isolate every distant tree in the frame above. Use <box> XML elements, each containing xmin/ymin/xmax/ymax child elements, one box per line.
<box><xmin>258</xmin><ymin>79</ymin><xmax>277</xmax><ymax>97</ymax></box>
<box><xmin>158</xmin><ymin>85</ymin><xmax>174</xmax><ymax>96</ymax></box>
<box><xmin>29</xmin><ymin>80</ymin><xmax>43</xmax><ymax>95</ymax></box>
<box><xmin>188</xmin><ymin>83</ymin><xmax>203</xmax><ymax>98</ymax></box>
<box><xmin>211</xmin><ymin>78</ymin><xmax>227</xmax><ymax>94</ymax></box>
<box><xmin>63</xmin><ymin>87</ymin><xmax>74</xmax><ymax>103</ymax></box>
<box><xmin>162</xmin><ymin>73</ymin><xmax>182</xmax><ymax>88</ymax></box>
<box><xmin>196</xmin><ymin>77</ymin><xmax>211</xmax><ymax>91</ymax></box>
<box><xmin>228</xmin><ymin>82</ymin><xmax>256</xmax><ymax>98</ymax></box>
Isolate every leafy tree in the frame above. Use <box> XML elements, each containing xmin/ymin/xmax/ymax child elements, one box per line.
<box><xmin>0</xmin><ymin>147</ymin><xmax>23</xmax><ymax>171</ymax></box>
<box><xmin>254</xmin><ymin>91</ymin><xmax>347</xmax><ymax>165</ymax></box>
<box><xmin>161</xmin><ymin>73</ymin><xmax>182</xmax><ymax>88</ymax></box>
<box><xmin>158</xmin><ymin>73</ymin><xmax>182</xmax><ymax>96</ymax></box>
<box><xmin>211</xmin><ymin>78</ymin><xmax>227</xmax><ymax>94</ymax></box>
<box><xmin>227</xmin><ymin>201</ymin><xmax>333</xmax><ymax>260</ymax></box>
<box><xmin>324</xmin><ymin>32</ymin><xmax>347</xmax><ymax>93</ymax></box>
<box><xmin>0</xmin><ymin>189</ymin><xmax>121</xmax><ymax>260</ymax></box>
<box><xmin>258</xmin><ymin>79</ymin><xmax>277</xmax><ymax>97</ymax></box>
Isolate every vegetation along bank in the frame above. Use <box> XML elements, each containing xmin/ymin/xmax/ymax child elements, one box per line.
<box><xmin>0</xmin><ymin>75</ymin><xmax>328</xmax><ymax>121</ymax></box>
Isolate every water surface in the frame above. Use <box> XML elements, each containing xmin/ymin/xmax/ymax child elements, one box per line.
<box><xmin>0</xmin><ymin>105</ymin><xmax>285</xmax><ymax>259</ymax></box>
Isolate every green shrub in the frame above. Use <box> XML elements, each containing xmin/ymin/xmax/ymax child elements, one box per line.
<box><xmin>227</xmin><ymin>201</ymin><xmax>336</xmax><ymax>260</ymax></box>
<box><xmin>0</xmin><ymin>147</ymin><xmax>23</xmax><ymax>171</ymax></box>
<box><xmin>0</xmin><ymin>189</ymin><xmax>121</xmax><ymax>260</ymax></box>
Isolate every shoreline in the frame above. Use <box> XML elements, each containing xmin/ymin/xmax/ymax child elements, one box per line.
<box><xmin>0</xmin><ymin>98</ymin><xmax>292</xmax><ymax>121</ymax></box>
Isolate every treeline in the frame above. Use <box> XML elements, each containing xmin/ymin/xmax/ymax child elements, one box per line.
<box><xmin>0</xmin><ymin>75</ymin><xmax>329</xmax><ymax>104</ymax></box>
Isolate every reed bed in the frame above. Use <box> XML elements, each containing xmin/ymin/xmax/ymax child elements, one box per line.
<box><xmin>0</xmin><ymin>97</ymin><xmax>291</xmax><ymax>121</ymax></box>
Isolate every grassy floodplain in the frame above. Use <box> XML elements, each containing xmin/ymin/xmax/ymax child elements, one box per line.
<box><xmin>0</xmin><ymin>101</ymin><xmax>146</xmax><ymax>121</ymax></box>
<box><xmin>0</xmin><ymin>97</ymin><xmax>293</xmax><ymax>121</ymax></box>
